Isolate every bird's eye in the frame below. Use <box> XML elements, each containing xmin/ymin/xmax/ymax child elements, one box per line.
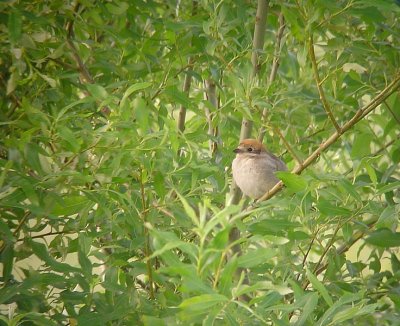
<box><xmin>247</xmin><ymin>147</ymin><xmax>253</xmax><ymax>152</ymax></box>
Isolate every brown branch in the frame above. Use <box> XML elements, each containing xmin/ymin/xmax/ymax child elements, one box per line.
<box><xmin>257</xmin><ymin>72</ymin><xmax>400</xmax><ymax>202</ymax></box>
<box><xmin>230</xmin><ymin>0</ymin><xmax>269</xmax><ymax>204</ymax></box>
<box><xmin>16</xmin><ymin>230</ymin><xmax>72</xmax><ymax>242</ymax></box>
<box><xmin>228</xmin><ymin>1</ymin><xmax>269</xmax><ymax>291</ymax></box>
<box><xmin>309</xmin><ymin>34</ymin><xmax>341</xmax><ymax>132</ymax></box>
<box><xmin>177</xmin><ymin>57</ymin><xmax>195</xmax><ymax>133</ymax></box>
<box><xmin>65</xmin><ymin>4</ymin><xmax>94</xmax><ymax>84</ymax></box>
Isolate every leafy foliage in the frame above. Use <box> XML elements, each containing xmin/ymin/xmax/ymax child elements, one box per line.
<box><xmin>1</xmin><ymin>0</ymin><xmax>400</xmax><ymax>325</ymax></box>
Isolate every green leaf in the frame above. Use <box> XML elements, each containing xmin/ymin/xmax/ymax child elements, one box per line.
<box><xmin>6</xmin><ymin>71</ymin><xmax>18</xmax><ymax>94</ymax></box>
<box><xmin>29</xmin><ymin>240</ymin><xmax>80</xmax><ymax>273</ymax></box>
<box><xmin>332</xmin><ymin>302</ymin><xmax>378</xmax><ymax>324</ymax></box>
<box><xmin>338</xmin><ymin>178</ymin><xmax>362</xmax><ymax>202</ymax></box>
<box><xmin>237</xmin><ymin>248</ymin><xmax>277</xmax><ymax>268</ymax></box>
<box><xmin>37</xmin><ymin>71</ymin><xmax>57</xmax><ymax>88</ymax></box>
<box><xmin>25</xmin><ymin>143</ymin><xmax>45</xmax><ymax>175</ymax></box>
<box><xmin>153</xmin><ymin>171</ymin><xmax>166</xmax><ymax>198</ymax></box>
<box><xmin>148</xmin><ymin>240</ymin><xmax>186</xmax><ymax>259</ymax></box>
<box><xmin>106</xmin><ymin>2</ymin><xmax>129</xmax><ymax>15</ymax></box>
<box><xmin>78</xmin><ymin>235</ymin><xmax>92</xmax><ymax>279</ymax></box>
<box><xmin>1</xmin><ymin>244</ymin><xmax>14</xmax><ymax>283</ymax></box>
<box><xmin>179</xmin><ymin>294</ymin><xmax>228</xmax><ymax>312</ymax></box>
<box><xmin>51</xmin><ymin>195</ymin><xmax>93</xmax><ymax>216</ymax></box>
<box><xmin>366</xmin><ymin>229</ymin><xmax>400</xmax><ymax>247</ymax></box>
<box><xmin>249</xmin><ymin>219</ymin><xmax>301</xmax><ymax>235</ymax></box>
<box><xmin>8</xmin><ymin>9</ymin><xmax>22</xmax><ymax>43</ymax></box>
<box><xmin>275</xmin><ymin>172</ymin><xmax>308</xmax><ymax>192</ymax></box>
<box><xmin>376</xmin><ymin>205</ymin><xmax>397</xmax><ymax>229</ymax></box>
<box><xmin>351</xmin><ymin>133</ymin><xmax>372</xmax><ymax>159</ymax></box>
<box><xmin>175</xmin><ymin>192</ymin><xmax>199</xmax><ymax>227</ymax></box>
<box><xmin>295</xmin><ymin>292</ymin><xmax>319</xmax><ymax>326</ymax></box>
<box><xmin>18</xmin><ymin>176</ymin><xmax>39</xmax><ymax>206</ymax></box>
<box><xmin>164</xmin><ymin>86</ymin><xmax>192</xmax><ymax>108</ymax></box>
<box><xmin>86</xmin><ymin>84</ymin><xmax>109</xmax><ymax>100</ymax></box>
<box><xmin>391</xmin><ymin>253</ymin><xmax>400</xmax><ymax>273</ymax></box>
<box><xmin>58</xmin><ymin>126</ymin><xmax>81</xmax><ymax>153</ymax></box>
<box><xmin>210</xmin><ymin>227</ymin><xmax>230</xmax><ymax>250</ymax></box>
<box><xmin>181</xmin><ymin>275</ymin><xmax>214</xmax><ymax>294</ymax></box>
<box><xmin>218</xmin><ymin>258</ymin><xmax>238</xmax><ymax>296</ymax></box>
<box><xmin>317</xmin><ymin>200</ymin><xmax>352</xmax><ymax>217</ymax></box>
<box><xmin>306</xmin><ymin>268</ymin><xmax>333</xmax><ymax>307</ymax></box>
<box><xmin>317</xmin><ymin>292</ymin><xmax>364</xmax><ymax>326</ymax></box>
<box><xmin>120</xmin><ymin>82</ymin><xmax>152</xmax><ymax>108</ymax></box>
<box><xmin>376</xmin><ymin>181</ymin><xmax>400</xmax><ymax>195</ymax></box>
<box><xmin>134</xmin><ymin>97</ymin><xmax>149</xmax><ymax>131</ymax></box>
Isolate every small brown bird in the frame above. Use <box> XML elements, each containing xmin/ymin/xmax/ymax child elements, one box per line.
<box><xmin>232</xmin><ymin>138</ymin><xmax>287</xmax><ymax>199</ymax></box>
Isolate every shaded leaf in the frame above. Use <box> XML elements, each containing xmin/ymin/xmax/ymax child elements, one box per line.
<box><xmin>366</xmin><ymin>229</ymin><xmax>400</xmax><ymax>247</ymax></box>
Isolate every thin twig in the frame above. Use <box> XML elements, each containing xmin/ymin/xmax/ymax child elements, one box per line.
<box><xmin>383</xmin><ymin>100</ymin><xmax>400</xmax><ymax>125</ymax></box>
<box><xmin>65</xmin><ymin>4</ymin><xmax>94</xmax><ymax>84</ymax></box>
<box><xmin>317</xmin><ymin>0</ymin><xmax>355</xmax><ymax>28</ymax></box>
<box><xmin>273</xmin><ymin>126</ymin><xmax>303</xmax><ymax>166</ymax></box>
<box><xmin>204</xmin><ymin>79</ymin><xmax>218</xmax><ymax>154</ymax></box>
<box><xmin>0</xmin><ymin>211</ymin><xmax>30</xmax><ymax>253</ymax></box>
<box><xmin>268</xmin><ymin>13</ymin><xmax>286</xmax><ymax>86</ymax></box>
<box><xmin>312</xmin><ymin>221</ymin><xmax>342</xmax><ymax>275</ymax></box>
<box><xmin>309</xmin><ymin>34</ymin><xmax>341</xmax><ymax>132</ymax></box>
<box><xmin>313</xmin><ymin>218</ymin><xmax>376</xmax><ymax>277</ymax></box>
<box><xmin>16</xmin><ymin>230</ymin><xmax>71</xmax><ymax>242</ymax></box>
<box><xmin>298</xmin><ymin>227</ymin><xmax>320</xmax><ymax>280</ymax></box>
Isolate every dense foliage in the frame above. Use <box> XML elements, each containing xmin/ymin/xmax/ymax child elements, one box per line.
<box><xmin>1</xmin><ymin>0</ymin><xmax>400</xmax><ymax>325</ymax></box>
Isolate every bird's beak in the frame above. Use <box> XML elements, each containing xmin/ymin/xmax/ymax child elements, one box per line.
<box><xmin>233</xmin><ymin>148</ymin><xmax>241</xmax><ymax>153</ymax></box>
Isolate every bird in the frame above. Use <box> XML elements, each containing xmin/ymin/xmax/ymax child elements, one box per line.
<box><xmin>232</xmin><ymin>138</ymin><xmax>287</xmax><ymax>199</ymax></box>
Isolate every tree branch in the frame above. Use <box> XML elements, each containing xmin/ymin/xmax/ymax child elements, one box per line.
<box><xmin>230</xmin><ymin>0</ymin><xmax>269</xmax><ymax>205</ymax></box>
<box><xmin>204</xmin><ymin>79</ymin><xmax>219</xmax><ymax>154</ymax></box>
<box><xmin>257</xmin><ymin>72</ymin><xmax>400</xmax><ymax>202</ymax></box>
<box><xmin>65</xmin><ymin>4</ymin><xmax>94</xmax><ymax>84</ymax></box>
<box><xmin>177</xmin><ymin>57</ymin><xmax>195</xmax><ymax>133</ymax></box>
<box><xmin>251</xmin><ymin>0</ymin><xmax>269</xmax><ymax>77</ymax></box>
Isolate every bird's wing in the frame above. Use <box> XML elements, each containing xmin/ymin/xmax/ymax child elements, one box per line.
<box><xmin>267</xmin><ymin>151</ymin><xmax>288</xmax><ymax>171</ymax></box>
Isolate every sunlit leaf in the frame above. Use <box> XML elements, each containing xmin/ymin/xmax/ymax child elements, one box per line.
<box><xmin>276</xmin><ymin>171</ymin><xmax>308</xmax><ymax>192</ymax></box>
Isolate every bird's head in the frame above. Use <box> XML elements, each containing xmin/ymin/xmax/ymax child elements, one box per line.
<box><xmin>233</xmin><ymin>139</ymin><xmax>267</xmax><ymax>157</ymax></box>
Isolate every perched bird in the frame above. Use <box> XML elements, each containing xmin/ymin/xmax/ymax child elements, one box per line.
<box><xmin>232</xmin><ymin>138</ymin><xmax>287</xmax><ymax>199</ymax></box>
